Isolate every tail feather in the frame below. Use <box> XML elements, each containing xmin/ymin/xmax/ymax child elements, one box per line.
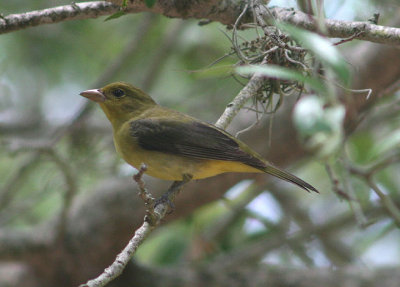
<box><xmin>263</xmin><ymin>165</ymin><xmax>319</xmax><ymax>193</ymax></box>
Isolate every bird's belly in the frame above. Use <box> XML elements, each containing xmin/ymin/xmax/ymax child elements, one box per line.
<box><xmin>114</xmin><ymin>131</ymin><xmax>262</xmax><ymax>180</ymax></box>
<box><xmin>116</xmin><ymin>144</ymin><xmax>261</xmax><ymax>180</ymax></box>
<box><xmin>122</xmin><ymin>150</ymin><xmax>218</xmax><ymax>180</ymax></box>
<box><xmin>128</xmin><ymin>151</ymin><xmax>204</xmax><ymax>180</ymax></box>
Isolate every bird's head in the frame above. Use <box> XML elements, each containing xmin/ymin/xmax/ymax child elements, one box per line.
<box><xmin>80</xmin><ymin>82</ymin><xmax>157</xmax><ymax>126</ymax></box>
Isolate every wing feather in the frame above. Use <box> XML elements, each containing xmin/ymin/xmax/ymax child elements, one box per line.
<box><xmin>130</xmin><ymin>119</ymin><xmax>266</xmax><ymax>169</ymax></box>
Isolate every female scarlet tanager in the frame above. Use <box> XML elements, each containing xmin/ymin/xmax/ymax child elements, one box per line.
<box><xmin>80</xmin><ymin>82</ymin><xmax>318</xmax><ymax>193</ymax></box>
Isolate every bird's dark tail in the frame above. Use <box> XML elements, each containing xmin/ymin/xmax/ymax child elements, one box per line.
<box><xmin>262</xmin><ymin>164</ymin><xmax>319</xmax><ymax>193</ymax></box>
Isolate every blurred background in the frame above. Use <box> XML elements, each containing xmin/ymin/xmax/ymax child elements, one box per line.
<box><xmin>0</xmin><ymin>0</ymin><xmax>400</xmax><ymax>286</ymax></box>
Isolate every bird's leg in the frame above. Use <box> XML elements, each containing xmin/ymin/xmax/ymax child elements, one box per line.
<box><xmin>154</xmin><ymin>174</ymin><xmax>193</xmax><ymax>211</ymax></box>
<box><xmin>133</xmin><ymin>163</ymin><xmax>155</xmax><ymax>206</ymax></box>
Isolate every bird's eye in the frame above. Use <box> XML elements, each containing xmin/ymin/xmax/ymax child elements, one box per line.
<box><xmin>113</xmin><ymin>88</ymin><xmax>125</xmax><ymax>98</ymax></box>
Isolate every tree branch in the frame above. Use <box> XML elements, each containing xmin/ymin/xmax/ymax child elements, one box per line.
<box><xmin>0</xmin><ymin>2</ymin><xmax>119</xmax><ymax>34</ymax></box>
<box><xmin>268</xmin><ymin>6</ymin><xmax>400</xmax><ymax>46</ymax></box>
<box><xmin>1</xmin><ymin>1</ymin><xmax>399</xmax><ymax>46</ymax></box>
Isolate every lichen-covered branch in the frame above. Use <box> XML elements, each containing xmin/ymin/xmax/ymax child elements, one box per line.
<box><xmin>0</xmin><ymin>1</ymin><xmax>119</xmax><ymax>34</ymax></box>
<box><xmin>80</xmin><ymin>221</ymin><xmax>154</xmax><ymax>287</ymax></box>
<box><xmin>1</xmin><ymin>1</ymin><xmax>399</xmax><ymax>46</ymax></box>
<box><xmin>215</xmin><ymin>56</ymin><xmax>270</xmax><ymax>129</ymax></box>
<box><xmin>268</xmin><ymin>7</ymin><xmax>400</xmax><ymax>46</ymax></box>
<box><xmin>215</xmin><ymin>73</ymin><xmax>265</xmax><ymax>129</ymax></box>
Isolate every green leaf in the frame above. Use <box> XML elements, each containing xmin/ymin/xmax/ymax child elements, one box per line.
<box><xmin>348</xmin><ymin>133</ymin><xmax>375</xmax><ymax>164</ymax></box>
<box><xmin>192</xmin><ymin>65</ymin><xmax>234</xmax><ymax>78</ymax></box>
<box><xmin>145</xmin><ymin>0</ymin><xmax>157</xmax><ymax>8</ymax></box>
<box><xmin>278</xmin><ymin>23</ymin><xmax>350</xmax><ymax>85</ymax></box>
<box><xmin>104</xmin><ymin>10</ymin><xmax>126</xmax><ymax>21</ymax></box>
<box><xmin>236</xmin><ymin>64</ymin><xmax>325</xmax><ymax>94</ymax></box>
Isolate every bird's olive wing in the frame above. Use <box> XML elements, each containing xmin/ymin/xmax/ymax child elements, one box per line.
<box><xmin>130</xmin><ymin>119</ymin><xmax>266</xmax><ymax>169</ymax></box>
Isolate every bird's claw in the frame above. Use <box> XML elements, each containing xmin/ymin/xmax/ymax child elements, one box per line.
<box><xmin>154</xmin><ymin>193</ymin><xmax>175</xmax><ymax>213</ymax></box>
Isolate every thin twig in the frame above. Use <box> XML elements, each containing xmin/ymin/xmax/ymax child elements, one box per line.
<box><xmin>325</xmin><ymin>164</ymin><xmax>353</xmax><ymax>200</ymax></box>
<box><xmin>284</xmin><ymin>49</ymin><xmax>309</xmax><ymax>71</ymax></box>
<box><xmin>348</xmin><ymin>152</ymin><xmax>400</xmax><ymax>178</ymax></box>
<box><xmin>232</xmin><ymin>3</ymin><xmax>250</xmax><ymax>62</ymax></box>
<box><xmin>340</xmin><ymin>161</ymin><xmax>369</xmax><ymax>228</ymax></box>
<box><xmin>235</xmin><ymin>117</ymin><xmax>261</xmax><ymax>138</ymax></box>
<box><xmin>367</xmin><ymin>180</ymin><xmax>400</xmax><ymax>228</ymax></box>
<box><xmin>43</xmin><ymin>149</ymin><xmax>78</xmax><ymax>242</ymax></box>
<box><xmin>333</xmin><ymin>31</ymin><xmax>365</xmax><ymax>46</ymax></box>
<box><xmin>0</xmin><ymin>154</ymin><xmax>41</xmax><ymax>211</ymax></box>
<box><xmin>347</xmin><ymin>153</ymin><xmax>400</xmax><ymax>227</ymax></box>
<box><xmin>319</xmin><ymin>75</ymin><xmax>372</xmax><ymax>100</ymax></box>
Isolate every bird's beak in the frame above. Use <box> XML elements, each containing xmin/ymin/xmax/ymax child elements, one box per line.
<box><xmin>79</xmin><ymin>89</ymin><xmax>106</xmax><ymax>103</ymax></box>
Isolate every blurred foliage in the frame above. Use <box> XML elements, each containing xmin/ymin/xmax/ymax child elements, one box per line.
<box><xmin>0</xmin><ymin>0</ymin><xmax>399</xmax><ymax>278</ymax></box>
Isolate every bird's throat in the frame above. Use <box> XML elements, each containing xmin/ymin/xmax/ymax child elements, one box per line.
<box><xmin>99</xmin><ymin>102</ymin><xmax>150</xmax><ymax>130</ymax></box>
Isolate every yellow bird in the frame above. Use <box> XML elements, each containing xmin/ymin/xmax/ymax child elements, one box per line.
<box><xmin>80</xmin><ymin>82</ymin><xmax>318</xmax><ymax>193</ymax></box>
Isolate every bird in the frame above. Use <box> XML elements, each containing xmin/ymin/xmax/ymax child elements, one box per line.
<box><xmin>80</xmin><ymin>82</ymin><xmax>318</xmax><ymax>193</ymax></box>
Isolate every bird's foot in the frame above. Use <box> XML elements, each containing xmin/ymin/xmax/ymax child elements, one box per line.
<box><xmin>153</xmin><ymin>174</ymin><xmax>193</xmax><ymax>214</ymax></box>
<box><xmin>154</xmin><ymin>193</ymin><xmax>175</xmax><ymax>214</ymax></box>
